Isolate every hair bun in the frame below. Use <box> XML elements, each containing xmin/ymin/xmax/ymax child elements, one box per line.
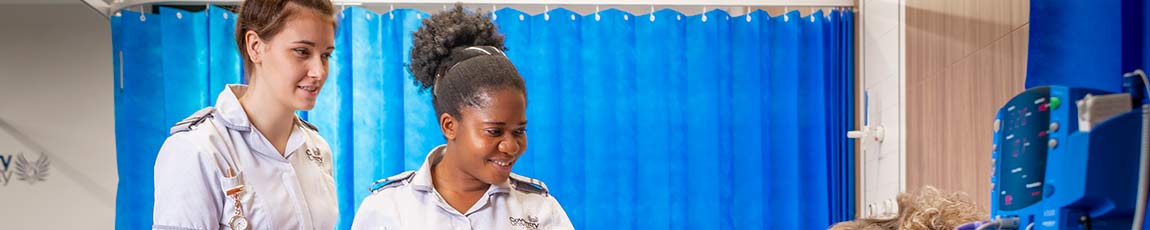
<box><xmin>409</xmin><ymin>4</ymin><xmax>506</xmax><ymax>91</ymax></box>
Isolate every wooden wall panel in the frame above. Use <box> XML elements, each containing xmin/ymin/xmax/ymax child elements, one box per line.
<box><xmin>905</xmin><ymin>0</ymin><xmax>1029</xmax><ymax>210</ymax></box>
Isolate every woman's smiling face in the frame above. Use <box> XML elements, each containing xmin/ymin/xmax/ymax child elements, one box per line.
<box><xmin>444</xmin><ymin>88</ymin><xmax>528</xmax><ymax>185</ymax></box>
<box><xmin>246</xmin><ymin>4</ymin><xmax>334</xmax><ymax>111</ymax></box>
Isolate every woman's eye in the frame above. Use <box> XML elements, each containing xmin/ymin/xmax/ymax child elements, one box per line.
<box><xmin>292</xmin><ymin>48</ymin><xmax>310</xmax><ymax>56</ymax></box>
<box><xmin>513</xmin><ymin>129</ymin><xmax>527</xmax><ymax>136</ymax></box>
<box><xmin>485</xmin><ymin>129</ymin><xmax>502</xmax><ymax>136</ymax></box>
<box><xmin>321</xmin><ymin>53</ymin><xmax>332</xmax><ymax>59</ymax></box>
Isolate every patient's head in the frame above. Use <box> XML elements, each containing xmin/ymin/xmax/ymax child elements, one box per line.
<box><xmin>830</xmin><ymin>186</ymin><xmax>988</xmax><ymax>230</ymax></box>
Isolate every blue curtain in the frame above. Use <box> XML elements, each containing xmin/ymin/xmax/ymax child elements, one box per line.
<box><xmin>112</xmin><ymin>6</ymin><xmax>242</xmax><ymax>229</ymax></box>
<box><xmin>111</xmin><ymin>6</ymin><xmax>855</xmax><ymax>230</ymax></box>
<box><xmin>1027</xmin><ymin>0</ymin><xmax>1149</xmax><ymax>226</ymax></box>
<box><xmin>1026</xmin><ymin>0</ymin><xmax>1149</xmax><ymax>93</ymax></box>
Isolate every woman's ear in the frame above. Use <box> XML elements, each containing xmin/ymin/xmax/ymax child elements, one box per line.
<box><xmin>245</xmin><ymin>31</ymin><xmax>264</xmax><ymax>64</ymax></box>
<box><xmin>440</xmin><ymin>113</ymin><xmax>457</xmax><ymax>141</ymax></box>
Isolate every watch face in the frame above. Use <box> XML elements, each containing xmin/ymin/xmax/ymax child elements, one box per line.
<box><xmin>229</xmin><ymin>215</ymin><xmax>248</xmax><ymax>230</ymax></box>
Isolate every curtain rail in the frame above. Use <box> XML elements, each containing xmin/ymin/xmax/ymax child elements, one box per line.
<box><xmin>82</xmin><ymin>0</ymin><xmax>855</xmax><ymax>18</ymax></box>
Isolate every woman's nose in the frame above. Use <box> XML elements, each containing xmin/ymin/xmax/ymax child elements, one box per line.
<box><xmin>498</xmin><ymin>139</ymin><xmax>520</xmax><ymax>155</ymax></box>
<box><xmin>308</xmin><ymin>59</ymin><xmax>326</xmax><ymax>79</ymax></box>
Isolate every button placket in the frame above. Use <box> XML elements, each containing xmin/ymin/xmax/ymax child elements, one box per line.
<box><xmin>281</xmin><ymin>163</ymin><xmax>311</xmax><ymax>228</ymax></box>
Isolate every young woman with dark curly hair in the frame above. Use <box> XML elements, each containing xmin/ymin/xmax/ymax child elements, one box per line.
<box><xmin>350</xmin><ymin>5</ymin><xmax>572</xmax><ymax>229</ymax></box>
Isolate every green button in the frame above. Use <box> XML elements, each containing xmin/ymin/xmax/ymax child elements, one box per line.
<box><xmin>1050</xmin><ymin>97</ymin><xmax>1061</xmax><ymax>109</ymax></box>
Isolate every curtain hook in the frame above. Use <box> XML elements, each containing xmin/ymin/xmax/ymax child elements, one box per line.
<box><xmin>649</xmin><ymin>4</ymin><xmax>655</xmax><ymax>22</ymax></box>
<box><xmin>545</xmin><ymin>4</ymin><xmax>550</xmax><ymax>21</ymax></box>
<box><xmin>595</xmin><ymin>5</ymin><xmax>600</xmax><ymax>21</ymax></box>
<box><xmin>746</xmin><ymin>6</ymin><xmax>752</xmax><ymax>22</ymax></box>
<box><xmin>701</xmin><ymin>6</ymin><xmax>707</xmax><ymax>22</ymax></box>
<box><xmin>784</xmin><ymin>6</ymin><xmax>789</xmax><ymax>21</ymax></box>
<box><xmin>138</xmin><ymin>5</ymin><xmax>146</xmax><ymax>22</ymax></box>
<box><xmin>812</xmin><ymin>8</ymin><xmax>817</xmax><ymax>22</ymax></box>
<box><xmin>490</xmin><ymin>4</ymin><xmax>496</xmax><ymax>20</ymax></box>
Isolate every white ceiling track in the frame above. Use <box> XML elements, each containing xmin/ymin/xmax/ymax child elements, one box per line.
<box><xmin>82</xmin><ymin>0</ymin><xmax>854</xmax><ymax>18</ymax></box>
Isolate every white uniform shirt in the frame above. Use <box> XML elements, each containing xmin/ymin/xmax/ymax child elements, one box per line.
<box><xmin>153</xmin><ymin>85</ymin><xmax>338</xmax><ymax>230</ymax></box>
<box><xmin>351</xmin><ymin>145</ymin><xmax>573</xmax><ymax>230</ymax></box>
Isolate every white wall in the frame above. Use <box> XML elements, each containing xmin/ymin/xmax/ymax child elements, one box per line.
<box><xmin>857</xmin><ymin>0</ymin><xmax>905</xmax><ymax>219</ymax></box>
<box><xmin>0</xmin><ymin>3</ymin><xmax>117</xmax><ymax>229</ymax></box>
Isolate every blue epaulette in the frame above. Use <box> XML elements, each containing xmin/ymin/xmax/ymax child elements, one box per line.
<box><xmin>369</xmin><ymin>170</ymin><xmax>415</xmax><ymax>193</ymax></box>
<box><xmin>170</xmin><ymin>107</ymin><xmax>215</xmax><ymax>135</ymax></box>
<box><xmin>509</xmin><ymin>173</ymin><xmax>549</xmax><ymax>196</ymax></box>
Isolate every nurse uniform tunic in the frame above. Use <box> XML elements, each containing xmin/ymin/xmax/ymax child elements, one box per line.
<box><xmin>153</xmin><ymin>84</ymin><xmax>338</xmax><ymax>230</ymax></box>
<box><xmin>351</xmin><ymin>145</ymin><xmax>573</xmax><ymax>230</ymax></box>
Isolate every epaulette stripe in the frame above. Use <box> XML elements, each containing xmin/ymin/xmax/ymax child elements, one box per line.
<box><xmin>369</xmin><ymin>170</ymin><xmax>415</xmax><ymax>192</ymax></box>
<box><xmin>170</xmin><ymin>107</ymin><xmax>216</xmax><ymax>135</ymax></box>
<box><xmin>298</xmin><ymin>117</ymin><xmax>319</xmax><ymax>132</ymax></box>
<box><xmin>509</xmin><ymin>173</ymin><xmax>549</xmax><ymax>195</ymax></box>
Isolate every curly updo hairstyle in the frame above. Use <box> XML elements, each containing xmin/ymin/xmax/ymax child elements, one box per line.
<box><xmin>409</xmin><ymin>4</ymin><xmax>526</xmax><ymax>120</ymax></box>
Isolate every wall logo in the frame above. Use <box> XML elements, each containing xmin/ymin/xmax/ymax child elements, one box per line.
<box><xmin>0</xmin><ymin>153</ymin><xmax>50</xmax><ymax>186</ymax></box>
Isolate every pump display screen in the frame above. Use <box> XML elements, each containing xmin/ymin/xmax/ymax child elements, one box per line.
<box><xmin>996</xmin><ymin>87</ymin><xmax>1050</xmax><ymax>211</ymax></box>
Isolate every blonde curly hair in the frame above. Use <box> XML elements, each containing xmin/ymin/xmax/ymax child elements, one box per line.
<box><xmin>830</xmin><ymin>186</ymin><xmax>989</xmax><ymax>230</ymax></box>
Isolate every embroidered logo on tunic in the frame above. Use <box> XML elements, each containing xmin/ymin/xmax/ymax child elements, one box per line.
<box><xmin>304</xmin><ymin>147</ymin><xmax>323</xmax><ymax>166</ymax></box>
<box><xmin>509</xmin><ymin>215</ymin><xmax>539</xmax><ymax>230</ymax></box>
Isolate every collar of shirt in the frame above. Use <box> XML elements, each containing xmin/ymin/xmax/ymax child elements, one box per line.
<box><xmin>411</xmin><ymin>144</ymin><xmax>513</xmax><ymax>194</ymax></box>
<box><xmin>215</xmin><ymin>84</ymin><xmax>308</xmax><ymax>160</ymax></box>
<box><xmin>411</xmin><ymin>144</ymin><xmax>513</xmax><ymax>216</ymax></box>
